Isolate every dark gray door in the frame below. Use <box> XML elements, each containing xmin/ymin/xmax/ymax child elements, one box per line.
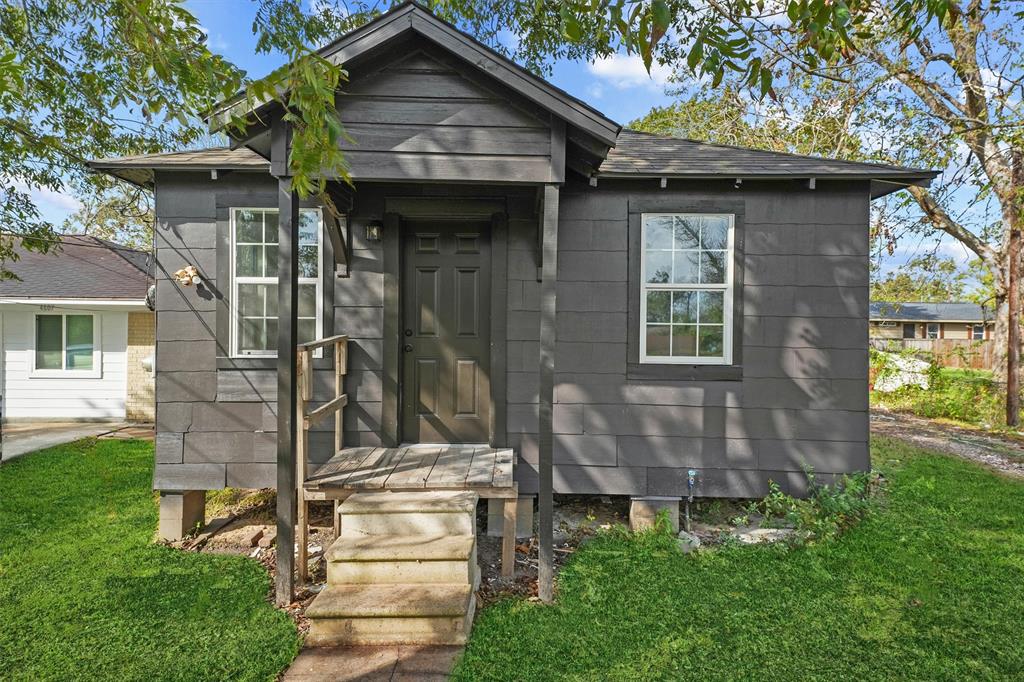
<box><xmin>402</xmin><ymin>221</ymin><xmax>491</xmax><ymax>443</ymax></box>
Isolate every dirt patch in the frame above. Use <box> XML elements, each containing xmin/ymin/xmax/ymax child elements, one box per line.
<box><xmin>871</xmin><ymin>408</ymin><xmax>1024</xmax><ymax>478</ymax></box>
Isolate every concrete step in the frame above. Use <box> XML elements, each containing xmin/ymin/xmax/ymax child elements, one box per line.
<box><xmin>340</xmin><ymin>491</ymin><xmax>478</xmax><ymax>537</ymax></box>
<box><xmin>305</xmin><ymin>583</ymin><xmax>476</xmax><ymax>646</ymax></box>
<box><xmin>327</xmin><ymin>534</ymin><xmax>478</xmax><ymax>585</ymax></box>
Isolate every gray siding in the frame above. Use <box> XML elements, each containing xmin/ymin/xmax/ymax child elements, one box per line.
<box><xmin>508</xmin><ymin>178</ymin><xmax>871</xmax><ymax>498</ymax></box>
<box><xmin>335</xmin><ymin>46</ymin><xmax>557</xmax><ymax>184</ymax></box>
<box><xmin>153</xmin><ymin>172</ymin><xmax>871</xmax><ymax>498</ymax></box>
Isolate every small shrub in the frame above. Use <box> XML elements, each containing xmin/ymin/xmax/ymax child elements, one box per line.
<box><xmin>749</xmin><ymin>468</ymin><xmax>880</xmax><ymax>545</ymax></box>
<box><xmin>872</xmin><ymin>365</ymin><xmax>1005</xmax><ymax>429</ymax></box>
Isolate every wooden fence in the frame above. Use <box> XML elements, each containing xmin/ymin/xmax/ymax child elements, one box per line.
<box><xmin>869</xmin><ymin>338</ymin><xmax>995</xmax><ymax>370</ymax></box>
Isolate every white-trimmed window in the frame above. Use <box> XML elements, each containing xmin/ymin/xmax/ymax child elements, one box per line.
<box><xmin>230</xmin><ymin>208</ymin><xmax>323</xmax><ymax>357</ymax></box>
<box><xmin>972</xmin><ymin>324</ymin><xmax>985</xmax><ymax>340</ymax></box>
<box><xmin>927</xmin><ymin>323</ymin><xmax>940</xmax><ymax>339</ymax></box>
<box><xmin>32</xmin><ymin>313</ymin><xmax>101</xmax><ymax>377</ymax></box>
<box><xmin>640</xmin><ymin>213</ymin><xmax>734</xmax><ymax>364</ymax></box>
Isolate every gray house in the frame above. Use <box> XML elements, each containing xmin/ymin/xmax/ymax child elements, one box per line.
<box><xmin>91</xmin><ymin>2</ymin><xmax>935</xmax><ymax>607</ymax></box>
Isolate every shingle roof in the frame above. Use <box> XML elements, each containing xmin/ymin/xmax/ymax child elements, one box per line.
<box><xmin>600</xmin><ymin>130</ymin><xmax>936</xmax><ymax>181</ymax></box>
<box><xmin>90</xmin><ymin>132</ymin><xmax>936</xmax><ymax>194</ymax></box>
<box><xmin>0</xmin><ymin>235</ymin><xmax>152</xmax><ymax>300</ymax></box>
<box><xmin>89</xmin><ymin>147</ymin><xmax>267</xmax><ymax>186</ymax></box>
<box><xmin>870</xmin><ymin>301</ymin><xmax>991</xmax><ymax>323</ymax></box>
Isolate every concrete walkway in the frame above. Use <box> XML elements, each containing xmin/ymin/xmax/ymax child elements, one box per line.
<box><xmin>1</xmin><ymin>422</ymin><xmax>151</xmax><ymax>462</ymax></box>
<box><xmin>283</xmin><ymin>645</ymin><xmax>462</xmax><ymax>682</ymax></box>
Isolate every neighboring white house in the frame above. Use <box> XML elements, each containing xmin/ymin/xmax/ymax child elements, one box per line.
<box><xmin>0</xmin><ymin>236</ymin><xmax>154</xmax><ymax>422</ymax></box>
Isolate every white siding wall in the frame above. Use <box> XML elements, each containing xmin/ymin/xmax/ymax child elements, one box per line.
<box><xmin>2</xmin><ymin>310</ymin><xmax>128</xmax><ymax>419</ymax></box>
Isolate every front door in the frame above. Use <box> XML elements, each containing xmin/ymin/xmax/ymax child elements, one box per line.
<box><xmin>401</xmin><ymin>221</ymin><xmax>491</xmax><ymax>443</ymax></box>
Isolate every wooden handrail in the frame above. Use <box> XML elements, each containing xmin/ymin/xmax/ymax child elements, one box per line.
<box><xmin>297</xmin><ymin>333</ymin><xmax>349</xmax><ymax>352</ymax></box>
<box><xmin>295</xmin><ymin>334</ymin><xmax>349</xmax><ymax>585</ymax></box>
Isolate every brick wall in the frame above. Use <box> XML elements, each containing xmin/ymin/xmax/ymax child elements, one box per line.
<box><xmin>126</xmin><ymin>311</ymin><xmax>155</xmax><ymax>423</ymax></box>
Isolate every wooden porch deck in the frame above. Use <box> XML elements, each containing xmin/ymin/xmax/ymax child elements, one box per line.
<box><xmin>303</xmin><ymin>445</ymin><xmax>516</xmax><ymax>500</ymax></box>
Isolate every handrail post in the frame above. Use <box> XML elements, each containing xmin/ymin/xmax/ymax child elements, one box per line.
<box><xmin>296</xmin><ymin>347</ymin><xmax>311</xmax><ymax>585</ymax></box>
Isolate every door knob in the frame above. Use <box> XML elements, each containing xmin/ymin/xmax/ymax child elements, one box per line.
<box><xmin>403</xmin><ymin>344</ymin><xmax>413</xmax><ymax>352</ymax></box>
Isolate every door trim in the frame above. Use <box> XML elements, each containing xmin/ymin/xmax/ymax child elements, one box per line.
<box><xmin>381</xmin><ymin>210</ymin><xmax>507</xmax><ymax>448</ymax></box>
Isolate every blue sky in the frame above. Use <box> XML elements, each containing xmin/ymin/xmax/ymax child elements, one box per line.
<box><xmin>34</xmin><ymin>0</ymin><xmax>972</xmax><ymax>284</ymax></box>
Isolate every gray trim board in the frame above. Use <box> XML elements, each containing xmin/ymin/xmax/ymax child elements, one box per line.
<box><xmin>382</xmin><ymin>212</ymin><xmax>401</xmax><ymax>447</ymax></box>
<box><xmin>490</xmin><ymin>212</ymin><xmax>509</xmax><ymax>447</ymax></box>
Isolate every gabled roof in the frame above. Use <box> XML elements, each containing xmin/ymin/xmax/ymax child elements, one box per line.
<box><xmin>602</xmin><ymin>130</ymin><xmax>938</xmax><ymax>197</ymax></box>
<box><xmin>870</xmin><ymin>301</ymin><xmax>992</xmax><ymax>323</ymax></box>
<box><xmin>213</xmin><ymin>1</ymin><xmax>620</xmax><ymax>147</ymax></box>
<box><xmin>0</xmin><ymin>235</ymin><xmax>152</xmax><ymax>301</ymax></box>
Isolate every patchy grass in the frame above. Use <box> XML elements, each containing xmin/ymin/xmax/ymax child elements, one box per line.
<box><xmin>0</xmin><ymin>439</ymin><xmax>299</xmax><ymax>681</ymax></box>
<box><xmin>454</xmin><ymin>437</ymin><xmax>1024</xmax><ymax>681</ymax></box>
<box><xmin>872</xmin><ymin>366</ymin><xmax>1009</xmax><ymax>432</ymax></box>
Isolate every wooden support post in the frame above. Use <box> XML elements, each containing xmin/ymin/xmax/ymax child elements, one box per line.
<box><xmin>538</xmin><ymin>184</ymin><xmax>559</xmax><ymax>603</ymax></box>
<box><xmin>335</xmin><ymin>339</ymin><xmax>345</xmax><ymax>455</ymax></box>
<box><xmin>501</xmin><ymin>496</ymin><xmax>517</xmax><ymax>578</ymax></box>
<box><xmin>273</xmin><ymin>115</ymin><xmax>300</xmax><ymax>607</ymax></box>
<box><xmin>333</xmin><ymin>499</ymin><xmax>341</xmax><ymax>539</ymax></box>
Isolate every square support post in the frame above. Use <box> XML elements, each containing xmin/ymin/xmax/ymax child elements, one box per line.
<box><xmin>538</xmin><ymin>184</ymin><xmax>559</xmax><ymax>603</ymax></box>
<box><xmin>273</xmin><ymin>116</ymin><xmax>300</xmax><ymax>607</ymax></box>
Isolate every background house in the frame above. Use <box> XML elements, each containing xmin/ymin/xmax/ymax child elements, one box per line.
<box><xmin>0</xmin><ymin>236</ymin><xmax>155</xmax><ymax>422</ymax></box>
<box><xmin>870</xmin><ymin>301</ymin><xmax>993</xmax><ymax>340</ymax></box>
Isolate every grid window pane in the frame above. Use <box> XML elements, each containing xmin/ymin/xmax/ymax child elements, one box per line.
<box><xmin>672</xmin><ymin>325</ymin><xmax>698</xmax><ymax>356</ymax></box>
<box><xmin>644</xmin><ymin>216</ymin><xmax>673</xmax><ymax>249</ymax></box>
<box><xmin>672</xmin><ymin>251</ymin><xmax>699</xmax><ymax>284</ymax></box>
<box><xmin>240</xmin><ymin>318</ymin><xmax>267</xmax><ymax>353</ymax></box>
<box><xmin>698</xmin><ymin>326</ymin><xmax>724</xmax><ymax>357</ymax></box>
<box><xmin>698</xmin><ymin>291</ymin><xmax>724</xmax><ymax>323</ymax></box>
<box><xmin>264</xmin><ymin>212</ymin><xmax>279</xmax><ymax>243</ymax></box>
<box><xmin>671</xmin><ymin>291</ymin><xmax>698</xmax><ymax>323</ymax></box>
<box><xmin>700</xmin><ymin>251</ymin><xmax>727</xmax><ymax>283</ymax></box>
<box><xmin>65</xmin><ymin>315</ymin><xmax>94</xmax><ymax>370</ymax></box>
<box><xmin>236</xmin><ymin>211</ymin><xmax>263</xmax><ymax>243</ymax></box>
<box><xmin>673</xmin><ymin>216</ymin><xmax>700</xmax><ymax>249</ymax></box>
<box><xmin>701</xmin><ymin>217</ymin><xmax>728</xmax><ymax>249</ymax></box>
<box><xmin>646</xmin><ymin>291</ymin><xmax>671</xmax><ymax>323</ymax></box>
<box><xmin>299</xmin><ymin>211</ymin><xmax>320</xmax><ymax>245</ymax></box>
<box><xmin>298</xmin><ymin>283</ymin><xmax>318</xmax><ymax>318</ymax></box>
<box><xmin>299</xmin><ymin>245</ymin><xmax>319</xmax><ymax>278</ymax></box>
<box><xmin>645</xmin><ymin>251</ymin><xmax>672</xmax><ymax>284</ymax></box>
<box><xmin>236</xmin><ymin>245</ymin><xmax>262</xmax><ymax>277</ymax></box>
<box><xmin>646</xmin><ymin>325</ymin><xmax>671</xmax><ymax>356</ymax></box>
<box><xmin>35</xmin><ymin>315</ymin><xmax>63</xmax><ymax>370</ymax></box>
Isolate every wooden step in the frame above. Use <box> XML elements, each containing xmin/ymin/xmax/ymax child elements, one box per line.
<box><xmin>327</xmin><ymin>535</ymin><xmax>478</xmax><ymax>585</ymax></box>
<box><xmin>305</xmin><ymin>583</ymin><xmax>476</xmax><ymax>646</ymax></box>
<box><xmin>340</xmin><ymin>491</ymin><xmax>478</xmax><ymax>537</ymax></box>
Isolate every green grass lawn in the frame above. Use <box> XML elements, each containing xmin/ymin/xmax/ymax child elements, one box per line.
<box><xmin>0</xmin><ymin>438</ymin><xmax>299</xmax><ymax>681</ymax></box>
<box><xmin>454</xmin><ymin>436</ymin><xmax>1024</xmax><ymax>681</ymax></box>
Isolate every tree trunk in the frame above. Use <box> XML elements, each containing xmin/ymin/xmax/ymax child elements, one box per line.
<box><xmin>1007</xmin><ymin>226</ymin><xmax>1020</xmax><ymax>426</ymax></box>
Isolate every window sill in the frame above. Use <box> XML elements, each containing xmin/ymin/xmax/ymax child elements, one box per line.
<box><xmin>626</xmin><ymin>363</ymin><xmax>743</xmax><ymax>381</ymax></box>
<box><xmin>29</xmin><ymin>369</ymin><xmax>102</xmax><ymax>379</ymax></box>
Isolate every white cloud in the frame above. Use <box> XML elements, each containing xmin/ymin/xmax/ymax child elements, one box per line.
<box><xmin>587</xmin><ymin>53</ymin><xmax>672</xmax><ymax>91</ymax></box>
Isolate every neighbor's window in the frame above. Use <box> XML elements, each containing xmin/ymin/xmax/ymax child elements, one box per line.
<box><xmin>927</xmin><ymin>323</ymin><xmax>940</xmax><ymax>339</ymax></box>
<box><xmin>640</xmin><ymin>213</ymin><xmax>733</xmax><ymax>364</ymax></box>
<box><xmin>902</xmin><ymin>323</ymin><xmax>916</xmax><ymax>339</ymax></box>
<box><xmin>972</xmin><ymin>324</ymin><xmax>985</xmax><ymax>340</ymax></box>
<box><xmin>231</xmin><ymin>208</ymin><xmax>323</xmax><ymax>356</ymax></box>
<box><xmin>35</xmin><ymin>314</ymin><xmax>96</xmax><ymax>371</ymax></box>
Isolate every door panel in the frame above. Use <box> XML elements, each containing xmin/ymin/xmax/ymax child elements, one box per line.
<box><xmin>402</xmin><ymin>221</ymin><xmax>491</xmax><ymax>443</ymax></box>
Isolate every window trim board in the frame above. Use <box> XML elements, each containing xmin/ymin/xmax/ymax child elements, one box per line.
<box><xmin>29</xmin><ymin>312</ymin><xmax>102</xmax><ymax>379</ymax></box>
<box><xmin>638</xmin><ymin>212</ymin><xmax>735</xmax><ymax>365</ymax></box>
<box><xmin>227</xmin><ymin>206</ymin><xmax>326</xmax><ymax>360</ymax></box>
<box><xmin>626</xmin><ymin>199</ymin><xmax>745</xmax><ymax>381</ymax></box>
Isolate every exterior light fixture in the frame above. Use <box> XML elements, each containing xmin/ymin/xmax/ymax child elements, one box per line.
<box><xmin>365</xmin><ymin>221</ymin><xmax>383</xmax><ymax>242</ymax></box>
